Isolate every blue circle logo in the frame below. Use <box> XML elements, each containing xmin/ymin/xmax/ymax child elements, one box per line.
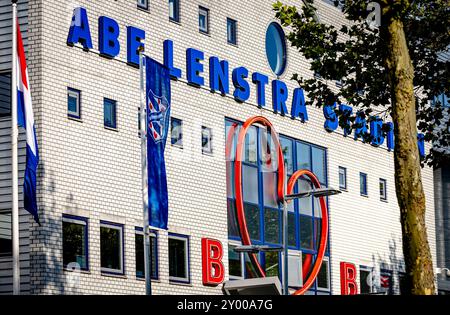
<box><xmin>265</xmin><ymin>22</ymin><xmax>287</xmax><ymax>76</ymax></box>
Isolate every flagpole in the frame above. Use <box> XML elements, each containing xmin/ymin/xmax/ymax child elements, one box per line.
<box><xmin>139</xmin><ymin>47</ymin><xmax>152</xmax><ymax>296</ymax></box>
<box><xmin>11</xmin><ymin>0</ymin><xmax>20</xmax><ymax>296</ymax></box>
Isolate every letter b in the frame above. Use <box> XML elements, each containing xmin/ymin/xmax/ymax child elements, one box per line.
<box><xmin>202</xmin><ymin>238</ymin><xmax>225</xmax><ymax>286</ymax></box>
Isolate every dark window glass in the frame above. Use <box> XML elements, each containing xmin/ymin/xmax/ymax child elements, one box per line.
<box><xmin>137</xmin><ymin>0</ymin><xmax>148</xmax><ymax>10</ymax></box>
<box><xmin>264</xmin><ymin>208</ymin><xmax>280</xmax><ymax>244</ymax></box>
<box><xmin>302</xmin><ymin>253</ymin><xmax>313</xmax><ymax>280</ymax></box>
<box><xmin>380</xmin><ymin>271</ymin><xmax>393</xmax><ymax>295</ymax></box>
<box><xmin>227</xmin><ymin>200</ymin><xmax>239</xmax><ymax>238</ymax></box>
<box><xmin>312</xmin><ymin>147</ymin><xmax>326</xmax><ymax>184</ymax></box>
<box><xmin>288</xmin><ymin>212</ymin><xmax>296</xmax><ymax>247</ymax></box>
<box><xmin>169</xmin><ymin>236</ymin><xmax>188</xmax><ymax>281</ymax></box>
<box><xmin>228</xmin><ymin>245</ymin><xmax>242</xmax><ymax>278</ymax></box>
<box><xmin>63</xmin><ymin>218</ymin><xmax>88</xmax><ymax>270</ymax></box>
<box><xmin>135</xmin><ymin>232</ymin><xmax>157</xmax><ymax>279</ymax></box>
<box><xmin>171</xmin><ymin>117</ymin><xmax>183</xmax><ymax>147</ymax></box>
<box><xmin>244</xmin><ymin>252</ymin><xmax>260</xmax><ymax>279</ymax></box>
<box><xmin>169</xmin><ymin>0</ymin><xmax>180</xmax><ymax>22</ymax></box>
<box><xmin>264</xmin><ymin>251</ymin><xmax>280</xmax><ymax>278</ymax></box>
<box><xmin>0</xmin><ymin>212</ymin><xmax>12</xmax><ymax>256</ymax></box>
<box><xmin>0</xmin><ymin>73</ymin><xmax>11</xmax><ymax>117</ymax></box>
<box><xmin>227</xmin><ymin>18</ymin><xmax>237</xmax><ymax>45</ymax></box>
<box><xmin>104</xmin><ymin>98</ymin><xmax>117</xmax><ymax>129</ymax></box>
<box><xmin>339</xmin><ymin>167</ymin><xmax>347</xmax><ymax>190</ymax></box>
<box><xmin>245</xmin><ymin>203</ymin><xmax>260</xmax><ymax>241</ymax></box>
<box><xmin>100</xmin><ymin>224</ymin><xmax>123</xmax><ymax>273</ymax></box>
<box><xmin>67</xmin><ymin>88</ymin><xmax>80</xmax><ymax>119</ymax></box>
<box><xmin>300</xmin><ymin>215</ymin><xmax>313</xmax><ymax>250</ymax></box>
<box><xmin>199</xmin><ymin>6</ymin><xmax>209</xmax><ymax>33</ymax></box>
<box><xmin>380</xmin><ymin>179</ymin><xmax>387</xmax><ymax>201</ymax></box>
<box><xmin>314</xmin><ymin>218</ymin><xmax>322</xmax><ymax>250</ymax></box>
<box><xmin>317</xmin><ymin>260</ymin><xmax>329</xmax><ymax>289</ymax></box>
<box><xmin>359</xmin><ymin>268</ymin><xmax>372</xmax><ymax>294</ymax></box>
<box><xmin>399</xmin><ymin>272</ymin><xmax>410</xmax><ymax>295</ymax></box>
<box><xmin>360</xmin><ymin>173</ymin><xmax>368</xmax><ymax>196</ymax></box>
<box><xmin>202</xmin><ymin>126</ymin><xmax>212</xmax><ymax>154</ymax></box>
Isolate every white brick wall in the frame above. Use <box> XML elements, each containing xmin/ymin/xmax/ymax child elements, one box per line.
<box><xmin>25</xmin><ymin>0</ymin><xmax>436</xmax><ymax>295</ymax></box>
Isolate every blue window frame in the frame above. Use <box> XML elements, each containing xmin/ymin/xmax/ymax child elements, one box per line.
<box><xmin>225</xmin><ymin>118</ymin><xmax>330</xmax><ymax>295</ymax></box>
<box><xmin>62</xmin><ymin>214</ymin><xmax>89</xmax><ymax>271</ymax></box>
<box><xmin>227</xmin><ymin>18</ymin><xmax>237</xmax><ymax>45</ymax></box>
<box><xmin>67</xmin><ymin>87</ymin><xmax>81</xmax><ymax>119</ymax></box>
<box><xmin>104</xmin><ymin>98</ymin><xmax>117</xmax><ymax>129</ymax></box>
<box><xmin>135</xmin><ymin>227</ymin><xmax>158</xmax><ymax>280</ymax></box>
<box><xmin>168</xmin><ymin>233</ymin><xmax>190</xmax><ymax>283</ymax></box>
<box><xmin>339</xmin><ymin>167</ymin><xmax>347</xmax><ymax>190</ymax></box>
<box><xmin>199</xmin><ymin>6</ymin><xmax>209</xmax><ymax>34</ymax></box>
<box><xmin>379</xmin><ymin>178</ymin><xmax>387</xmax><ymax>201</ymax></box>
<box><xmin>360</xmin><ymin>173</ymin><xmax>368</xmax><ymax>196</ymax></box>
<box><xmin>169</xmin><ymin>0</ymin><xmax>180</xmax><ymax>22</ymax></box>
<box><xmin>100</xmin><ymin>221</ymin><xmax>124</xmax><ymax>275</ymax></box>
<box><xmin>137</xmin><ymin>0</ymin><xmax>149</xmax><ymax>10</ymax></box>
<box><xmin>171</xmin><ymin>117</ymin><xmax>183</xmax><ymax>147</ymax></box>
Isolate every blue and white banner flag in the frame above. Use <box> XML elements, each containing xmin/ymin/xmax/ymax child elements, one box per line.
<box><xmin>16</xmin><ymin>21</ymin><xmax>39</xmax><ymax>224</ymax></box>
<box><xmin>146</xmin><ymin>57</ymin><xmax>171</xmax><ymax>230</ymax></box>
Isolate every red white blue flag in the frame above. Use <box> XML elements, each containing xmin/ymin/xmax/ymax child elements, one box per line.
<box><xmin>16</xmin><ymin>21</ymin><xmax>39</xmax><ymax>224</ymax></box>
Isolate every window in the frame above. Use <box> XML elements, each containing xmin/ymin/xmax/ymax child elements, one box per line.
<box><xmin>67</xmin><ymin>88</ymin><xmax>81</xmax><ymax>119</ymax></box>
<box><xmin>137</xmin><ymin>0</ymin><xmax>148</xmax><ymax>10</ymax></box>
<box><xmin>199</xmin><ymin>6</ymin><xmax>209</xmax><ymax>34</ymax></box>
<box><xmin>0</xmin><ymin>72</ymin><xmax>11</xmax><ymax>117</ymax></box>
<box><xmin>169</xmin><ymin>0</ymin><xmax>180</xmax><ymax>22</ymax></box>
<box><xmin>359</xmin><ymin>266</ymin><xmax>374</xmax><ymax>294</ymax></box>
<box><xmin>171</xmin><ymin>117</ymin><xmax>183</xmax><ymax>147</ymax></box>
<box><xmin>228</xmin><ymin>244</ymin><xmax>244</xmax><ymax>279</ymax></box>
<box><xmin>100</xmin><ymin>221</ymin><xmax>124</xmax><ymax>274</ymax></box>
<box><xmin>399</xmin><ymin>272</ymin><xmax>410</xmax><ymax>295</ymax></box>
<box><xmin>339</xmin><ymin>167</ymin><xmax>347</xmax><ymax>190</ymax></box>
<box><xmin>0</xmin><ymin>211</ymin><xmax>12</xmax><ymax>257</ymax></box>
<box><xmin>202</xmin><ymin>126</ymin><xmax>213</xmax><ymax>154</ymax></box>
<box><xmin>62</xmin><ymin>215</ymin><xmax>89</xmax><ymax>270</ymax></box>
<box><xmin>379</xmin><ymin>178</ymin><xmax>387</xmax><ymax>201</ymax></box>
<box><xmin>169</xmin><ymin>234</ymin><xmax>190</xmax><ymax>283</ymax></box>
<box><xmin>135</xmin><ymin>228</ymin><xmax>158</xmax><ymax>279</ymax></box>
<box><xmin>360</xmin><ymin>172</ymin><xmax>368</xmax><ymax>196</ymax></box>
<box><xmin>433</xmin><ymin>93</ymin><xmax>450</xmax><ymax>107</ymax></box>
<box><xmin>265</xmin><ymin>22</ymin><xmax>287</xmax><ymax>76</ymax></box>
<box><xmin>104</xmin><ymin>98</ymin><xmax>117</xmax><ymax>129</ymax></box>
<box><xmin>227</xmin><ymin>18</ymin><xmax>237</xmax><ymax>45</ymax></box>
<box><xmin>317</xmin><ymin>257</ymin><xmax>330</xmax><ymax>291</ymax></box>
<box><xmin>379</xmin><ymin>270</ymin><xmax>393</xmax><ymax>295</ymax></box>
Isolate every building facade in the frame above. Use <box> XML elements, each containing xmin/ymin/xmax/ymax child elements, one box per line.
<box><xmin>0</xmin><ymin>0</ymin><xmax>438</xmax><ymax>295</ymax></box>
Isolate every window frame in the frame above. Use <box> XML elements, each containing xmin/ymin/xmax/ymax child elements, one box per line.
<box><xmin>227</xmin><ymin>18</ymin><xmax>237</xmax><ymax>45</ymax></box>
<box><xmin>100</xmin><ymin>221</ymin><xmax>125</xmax><ymax>275</ymax></box>
<box><xmin>202</xmin><ymin>126</ymin><xmax>213</xmax><ymax>155</ymax></box>
<box><xmin>104</xmin><ymin>98</ymin><xmax>117</xmax><ymax>130</ymax></box>
<box><xmin>67</xmin><ymin>87</ymin><xmax>81</xmax><ymax>119</ymax></box>
<box><xmin>0</xmin><ymin>72</ymin><xmax>12</xmax><ymax>118</ymax></box>
<box><xmin>316</xmin><ymin>256</ymin><xmax>331</xmax><ymax>291</ymax></box>
<box><xmin>170</xmin><ymin>117</ymin><xmax>183</xmax><ymax>148</ymax></box>
<box><xmin>169</xmin><ymin>0</ymin><xmax>180</xmax><ymax>23</ymax></box>
<box><xmin>0</xmin><ymin>210</ymin><xmax>12</xmax><ymax>257</ymax></box>
<box><xmin>199</xmin><ymin>6</ymin><xmax>210</xmax><ymax>34</ymax></box>
<box><xmin>168</xmin><ymin>233</ymin><xmax>190</xmax><ymax>284</ymax></box>
<box><xmin>360</xmin><ymin>172</ymin><xmax>368</xmax><ymax>196</ymax></box>
<box><xmin>228</xmin><ymin>242</ymin><xmax>245</xmax><ymax>280</ymax></box>
<box><xmin>62</xmin><ymin>214</ymin><xmax>89</xmax><ymax>271</ymax></box>
<box><xmin>135</xmin><ymin>227</ymin><xmax>158</xmax><ymax>280</ymax></box>
<box><xmin>338</xmin><ymin>167</ymin><xmax>347</xmax><ymax>191</ymax></box>
<box><xmin>137</xmin><ymin>0</ymin><xmax>149</xmax><ymax>11</ymax></box>
<box><xmin>379</xmin><ymin>269</ymin><xmax>394</xmax><ymax>295</ymax></box>
<box><xmin>359</xmin><ymin>265</ymin><xmax>374</xmax><ymax>295</ymax></box>
<box><xmin>379</xmin><ymin>178</ymin><xmax>387</xmax><ymax>201</ymax></box>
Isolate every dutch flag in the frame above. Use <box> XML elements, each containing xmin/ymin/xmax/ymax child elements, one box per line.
<box><xmin>16</xmin><ymin>21</ymin><xmax>39</xmax><ymax>224</ymax></box>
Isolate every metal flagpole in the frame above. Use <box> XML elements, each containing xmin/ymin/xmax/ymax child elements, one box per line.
<box><xmin>282</xmin><ymin>161</ymin><xmax>289</xmax><ymax>295</ymax></box>
<box><xmin>11</xmin><ymin>0</ymin><xmax>20</xmax><ymax>296</ymax></box>
<box><xmin>139</xmin><ymin>48</ymin><xmax>152</xmax><ymax>296</ymax></box>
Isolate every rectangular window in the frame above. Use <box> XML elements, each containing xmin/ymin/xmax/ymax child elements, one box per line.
<box><xmin>339</xmin><ymin>167</ymin><xmax>347</xmax><ymax>190</ymax></box>
<box><xmin>379</xmin><ymin>178</ymin><xmax>387</xmax><ymax>201</ymax></box>
<box><xmin>104</xmin><ymin>98</ymin><xmax>117</xmax><ymax>129</ymax></box>
<box><xmin>0</xmin><ymin>211</ymin><xmax>12</xmax><ymax>257</ymax></box>
<box><xmin>169</xmin><ymin>0</ymin><xmax>180</xmax><ymax>22</ymax></box>
<box><xmin>137</xmin><ymin>0</ymin><xmax>149</xmax><ymax>10</ymax></box>
<box><xmin>67</xmin><ymin>88</ymin><xmax>81</xmax><ymax>119</ymax></box>
<box><xmin>317</xmin><ymin>257</ymin><xmax>330</xmax><ymax>291</ymax></box>
<box><xmin>100</xmin><ymin>221</ymin><xmax>124</xmax><ymax>275</ymax></box>
<box><xmin>171</xmin><ymin>117</ymin><xmax>183</xmax><ymax>147</ymax></box>
<box><xmin>359</xmin><ymin>266</ymin><xmax>373</xmax><ymax>294</ymax></box>
<box><xmin>228</xmin><ymin>244</ymin><xmax>244</xmax><ymax>279</ymax></box>
<box><xmin>0</xmin><ymin>72</ymin><xmax>11</xmax><ymax>117</ymax></box>
<box><xmin>169</xmin><ymin>234</ymin><xmax>190</xmax><ymax>283</ymax></box>
<box><xmin>62</xmin><ymin>215</ymin><xmax>89</xmax><ymax>270</ymax></box>
<box><xmin>264</xmin><ymin>251</ymin><xmax>280</xmax><ymax>278</ymax></box>
<box><xmin>135</xmin><ymin>229</ymin><xmax>158</xmax><ymax>279</ymax></box>
<box><xmin>399</xmin><ymin>272</ymin><xmax>410</xmax><ymax>295</ymax></box>
<box><xmin>227</xmin><ymin>18</ymin><xmax>237</xmax><ymax>45</ymax></box>
<box><xmin>199</xmin><ymin>6</ymin><xmax>209</xmax><ymax>34</ymax></box>
<box><xmin>360</xmin><ymin>172</ymin><xmax>368</xmax><ymax>196</ymax></box>
<box><xmin>379</xmin><ymin>270</ymin><xmax>393</xmax><ymax>295</ymax></box>
<box><xmin>202</xmin><ymin>126</ymin><xmax>213</xmax><ymax>154</ymax></box>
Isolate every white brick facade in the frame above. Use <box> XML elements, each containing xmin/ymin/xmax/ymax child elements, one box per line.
<box><xmin>21</xmin><ymin>0</ymin><xmax>436</xmax><ymax>295</ymax></box>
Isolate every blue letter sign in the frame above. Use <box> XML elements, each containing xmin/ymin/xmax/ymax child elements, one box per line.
<box><xmin>323</xmin><ymin>103</ymin><xmax>338</xmax><ymax>132</ymax></box>
<box><xmin>252</xmin><ymin>72</ymin><xmax>268</xmax><ymax>108</ymax></box>
<box><xmin>163</xmin><ymin>40</ymin><xmax>182</xmax><ymax>79</ymax></box>
<box><xmin>67</xmin><ymin>7</ymin><xmax>93</xmax><ymax>50</ymax></box>
<box><xmin>99</xmin><ymin>16</ymin><xmax>120</xmax><ymax>58</ymax></box>
<box><xmin>209</xmin><ymin>57</ymin><xmax>229</xmax><ymax>95</ymax></box>
<box><xmin>186</xmin><ymin>48</ymin><xmax>205</xmax><ymax>86</ymax></box>
<box><xmin>339</xmin><ymin>104</ymin><xmax>353</xmax><ymax>137</ymax></box>
<box><xmin>384</xmin><ymin>122</ymin><xmax>395</xmax><ymax>151</ymax></box>
<box><xmin>127</xmin><ymin>26</ymin><xmax>145</xmax><ymax>66</ymax></box>
<box><xmin>291</xmin><ymin>88</ymin><xmax>308</xmax><ymax>122</ymax></box>
<box><xmin>354</xmin><ymin>112</ymin><xmax>369</xmax><ymax>142</ymax></box>
<box><xmin>232</xmin><ymin>67</ymin><xmax>250</xmax><ymax>103</ymax></box>
<box><xmin>272</xmin><ymin>80</ymin><xmax>289</xmax><ymax>115</ymax></box>
<box><xmin>370</xmin><ymin>117</ymin><xmax>385</xmax><ymax>147</ymax></box>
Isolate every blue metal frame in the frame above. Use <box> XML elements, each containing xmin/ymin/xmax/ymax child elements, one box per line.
<box><xmin>168</xmin><ymin>232</ymin><xmax>191</xmax><ymax>284</ymax></box>
<box><xmin>67</xmin><ymin>87</ymin><xmax>81</xmax><ymax>119</ymax></box>
<box><xmin>99</xmin><ymin>220</ymin><xmax>125</xmax><ymax>276</ymax></box>
<box><xmin>225</xmin><ymin>117</ymin><xmax>331</xmax><ymax>295</ymax></box>
<box><xmin>62</xmin><ymin>214</ymin><xmax>89</xmax><ymax>271</ymax></box>
<box><xmin>135</xmin><ymin>227</ymin><xmax>159</xmax><ymax>280</ymax></box>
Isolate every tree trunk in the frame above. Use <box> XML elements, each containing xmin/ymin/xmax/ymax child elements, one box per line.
<box><xmin>385</xmin><ymin>18</ymin><xmax>435</xmax><ymax>295</ymax></box>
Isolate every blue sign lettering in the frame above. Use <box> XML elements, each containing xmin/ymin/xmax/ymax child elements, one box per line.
<box><xmin>323</xmin><ymin>103</ymin><xmax>338</xmax><ymax>132</ymax></box>
<box><xmin>418</xmin><ymin>134</ymin><xmax>425</xmax><ymax>158</ymax></box>
<box><xmin>127</xmin><ymin>26</ymin><xmax>145</xmax><ymax>66</ymax></box>
<box><xmin>339</xmin><ymin>104</ymin><xmax>353</xmax><ymax>137</ymax></box>
<box><xmin>291</xmin><ymin>88</ymin><xmax>308</xmax><ymax>122</ymax></box>
<box><xmin>163</xmin><ymin>40</ymin><xmax>182</xmax><ymax>79</ymax></box>
<box><xmin>370</xmin><ymin>117</ymin><xmax>385</xmax><ymax>147</ymax></box>
<box><xmin>384</xmin><ymin>122</ymin><xmax>395</xmax><ymax>151</ymax></box>
<box><xmin>186</xmin><ymin>48</ymin><xmax>205</xmax><ymax>87</ymax></box>
<box><xmin>99</xmin><ymin>16</ymin><xmax>120</xmax><ymax>58</ymax></box>
<box><xmin>354</xmin><ymin>112</ymin><xmax>369</xmax><ymax>142</ymax></box>
<box><xmin>232</xmin><ymin>67</ymin><xmax>250</xmax><ymax>103</ymax></box>
<box><xmin>209</xmin><ymin>57</ymin><xmax>229</xmax><ymax>95</ymax></box>
<box><xmin>252</xmin><ymin>72</ymin><xmax>268</xmax><ymax>108</ymax></box>
<box><xmin>272</xmin><ymin>80</ymin><xmax>288</xmax><ymax>116</ymax></box>
<box><xmin>67</xmin><ymin>7</ymin><xmax>93</xmax><ymax>50</ymax></box>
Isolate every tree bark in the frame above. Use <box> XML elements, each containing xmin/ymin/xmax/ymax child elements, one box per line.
<box><xmin>385</xmin><ymin>18</ymin><xmax>435</xmax><ymax>295</ymax></box>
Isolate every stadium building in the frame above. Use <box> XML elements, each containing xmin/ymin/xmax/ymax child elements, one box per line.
<box><xmin>0</xmin><ymin>0</ymin><xmax>438</xmax><ymax>295</ymax></box>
